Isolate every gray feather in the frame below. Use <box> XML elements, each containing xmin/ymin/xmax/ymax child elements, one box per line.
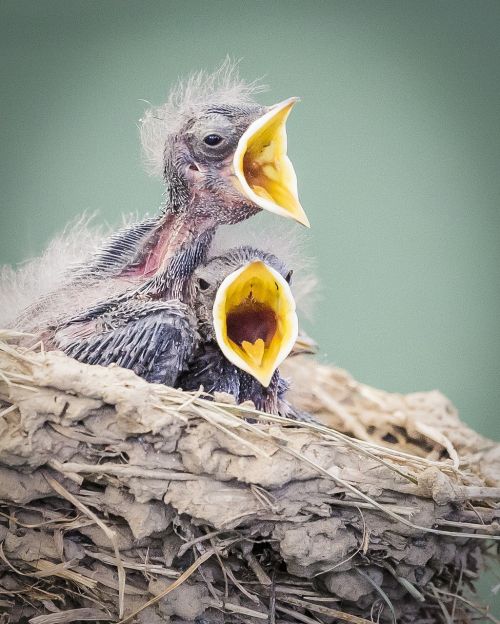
<box><xmin>55</xmin><ymin>299</ymin><xmax>198</xmax><ymax>385</ymax></box>
<box><xmin>70</xmin><ymin>216</ymin><xmax>162</xmax><ymax>281</ymax></box>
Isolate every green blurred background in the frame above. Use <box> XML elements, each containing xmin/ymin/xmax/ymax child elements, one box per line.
<box><xmin>0</xmin><ymin>0</ymin><xmax>499</xmax><ymax>615</ymax></box>
<box><xmin>4</xmin><ymin>1</ymin><xmax>499</xmax><ymax>438</ymax></box>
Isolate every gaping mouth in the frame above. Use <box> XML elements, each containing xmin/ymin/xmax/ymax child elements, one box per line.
<box><xmin>213</xmin><ymin>260</ymin><xmax>298</xmax><ymax>387</ymax></box>
<box><xmin>233</xmin><ymin>98</ymin><xmax>310</xmax><ymax>227</ymax></box>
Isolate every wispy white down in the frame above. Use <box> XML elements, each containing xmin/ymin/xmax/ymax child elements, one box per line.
<box><xmin>140</xmin><ymin>58</ymin><xmax>267</xmax><ymax>177</ymax></box>
<box><xmin>0</xmin><ymin>215</ymin><xmax>146</xmax><ymax>333</ymax></box>
<box><xmin>0</xmin><ymin>216</ymin><xmax>105</xmax><ymax>328</ymax></box>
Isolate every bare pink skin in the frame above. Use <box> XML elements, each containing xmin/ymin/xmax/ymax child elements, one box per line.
<box><xmin>119</xmin><ymin>210</ymin><xmax>216</xmax><ymax>280</ymax></box>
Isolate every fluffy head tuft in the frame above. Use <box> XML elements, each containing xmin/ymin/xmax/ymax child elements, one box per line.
<box><xmin>140</xmin><ymin>58</ymin><xmax>267</xmax><ymax>177</ymax></box>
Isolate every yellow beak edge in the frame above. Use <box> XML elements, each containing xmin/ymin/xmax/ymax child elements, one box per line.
<box><xmin>213</xmin><ymin>261</ymin><xmax>299</xmax><ymax>387</ymax></box>
<box><xmin>233</xmin><ymin>98</ymin><xmax>310</xmax><ymax>228</ymax></box>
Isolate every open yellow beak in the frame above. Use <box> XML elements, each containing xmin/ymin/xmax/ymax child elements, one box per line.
<box><xmin>213</xmin><ymin>260</ymin><xmax>299</xmax><ymax>387</ymax></box>
<box><xmin>233</xmin><ymin>98</ymin><xmax>310</xmax><ymax>227</ymax></box>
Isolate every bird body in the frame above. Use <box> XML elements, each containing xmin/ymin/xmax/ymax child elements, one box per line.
<box><xmin>178</xmin><ymin>245</ymin><xmax>302</xmax><ymax>416</ymax></box>
<box><xmin>2</xmin><ymin>214</ymin><xmax>316</xmax><ymax>419</ymax></box>
<box><xmin>178</xmin><ymin>342</ymin><xmax>288</xmax><ymax>414</ymax></box>
<box><xmin>48</xmin><ymin>244</ymin><xmax>303</xmax><ymax>417</ymax></box>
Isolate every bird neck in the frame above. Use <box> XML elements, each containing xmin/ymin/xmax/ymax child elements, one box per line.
<box><xmin>125</xmin><ymin>209</ymin><xmax>216</xmax><ymax>300</ymax></box>
<box><xmin>120</xmin><ymin>209</ymin><xmax>215</xmax><ymax>279</ymax></box>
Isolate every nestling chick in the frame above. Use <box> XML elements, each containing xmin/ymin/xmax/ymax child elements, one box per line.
<box><xmin>69</xmin><ymin>61</ymin><xmax>309</xmax><ymax>302</ymax></box>
<box><xmin>179</xmin><ymin>246</ymin><xmax>303</xmax><ymax>416</ymax></box>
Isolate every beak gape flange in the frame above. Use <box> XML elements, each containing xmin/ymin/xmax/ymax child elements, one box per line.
<box><xmin>233</xmin><ymin>98</ymin><xmax>310</xmax><ymax>227</ymax></box>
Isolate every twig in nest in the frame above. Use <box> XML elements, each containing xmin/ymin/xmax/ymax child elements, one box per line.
<box><xmin>274</xmin><ymin>603</ymin><xmax>324</xmax><ymax>624</ymax></box>
<box><xmin>176</xmin><ymin>528</ymin><xmax>225</xmax><ymax>558</ymax></box>
<box><xmin>83</xmin><ymin>549</ymin><xmax>179</xmax><ymax>579</ymax></box>
<box><xmin>430</xmin><ymin>585</ymin><xmax>500</xmax><ymax>624</ymax></box>
<box><xmin>357</xmin><ymin>569</ymin><xmax>396</xmax><ymax>624</ymax></box>
<box><xmin>277</xmin><ymin>595</ymin><xmax>373</xmax><ymax>624</ymax></box>
<box><xmin>43</xmin><ymin>474</ymin><xmax>126</xmax><ymax>619</ymax></box>
<box><xmin>29</xmin><ymin>608</ymin><xmax>113</xmax><ymax>624</ymax></box>
<box><xmin>430</xmin><ymin>583</ymin><xmax>454</xmax><ymax>624</ymax></box>
<box><xmin>116</xmin><ymin>549</ymin><xmax>214</xmax><ymax>624</ymax></box>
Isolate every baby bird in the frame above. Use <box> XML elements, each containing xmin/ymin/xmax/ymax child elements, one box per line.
<box><xmin>17</xmin><ymin>63</ymin><xmax>310</xmax><ymax>374</ymax></box>
<box><xmin>179</xmin><ymin>246</ymin><xmax>300</xmax><ymax>416</ymax></box>
<box><xmin>67</xmin><ymin>62</ymin><xmax>309</xmax><ymax>301</ymax></box>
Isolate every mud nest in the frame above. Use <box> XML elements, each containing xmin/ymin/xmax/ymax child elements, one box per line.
<box><xmin>0</xmin><ymin>331</ymin><xmax>498</xmax><ymax>624</ymax></box>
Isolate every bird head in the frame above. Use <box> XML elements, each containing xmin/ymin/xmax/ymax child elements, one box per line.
<box><xmin>140</xmin><ymin>63</ymin><xmax>309</xmax><ymax>227</ymax></box>
<box><xmin>195</xmin><ymin>247</ymin><xmax>298</xmax><ymax>387</ymax></box>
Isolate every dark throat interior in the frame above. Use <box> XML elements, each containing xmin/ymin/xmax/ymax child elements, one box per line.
<box><xmin>226</xmin><ymin>299</ymin><xmax>277</xmax><ymax>347</ymax></box>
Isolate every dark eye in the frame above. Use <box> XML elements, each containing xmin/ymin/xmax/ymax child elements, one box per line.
<box><xmin>198</xmin><ymin>278</ymin><xmax>210</xmax><ymax>291</ymax></box>
<box><xmin>285</xmin><ymin>270</ymin><xmax>293</xmax><ymax>284</ymax></box>
<box><xmin>203</xmin><ymin>134</ymin><xmax>223</xmax><ymax>147</ymax></box>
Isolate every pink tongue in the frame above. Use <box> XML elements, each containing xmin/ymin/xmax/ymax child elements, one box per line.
<box><xmin>241</xmin><ymin>339</ymin><xmax>265</xmax><ymax>366</ymax></box>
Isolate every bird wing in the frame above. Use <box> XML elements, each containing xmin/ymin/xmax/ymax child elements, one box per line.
<box><xmin>55</xmin><ymin>299</ymin><xmax>199</xmax><ymax>386</ymax></box>
<box><xmin>70</xmin><ymin>216</ymin><xmax>162</xmax><ymax>281</ymax></box>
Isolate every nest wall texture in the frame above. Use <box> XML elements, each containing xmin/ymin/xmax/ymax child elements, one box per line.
<box><xmin>0</xmin><ymin>334</ymin><xmax>499</xmax><ymax>624</ymax></box>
